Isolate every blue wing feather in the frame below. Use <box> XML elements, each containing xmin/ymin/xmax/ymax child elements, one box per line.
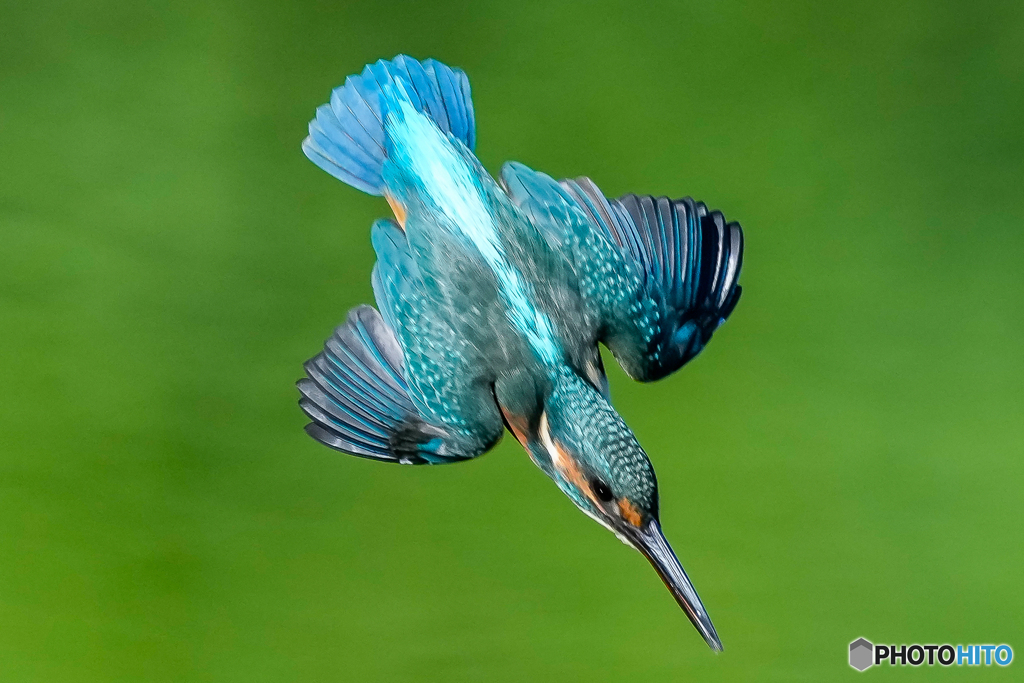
<box><xmin>320</xmin><ymin>343</ymin><xmax>405</xmax><ymax>420</ymax></box>
<box><xmin>298</xmin><ymin>306</ymin><xmax>498</xmax><ymax>464</ymax></box>
<box><xmin>370</xmin><ymin>218</ymin><xmax>422</xmax><ymax>346</ymax></box>
<box><xmin>301</xmin><ymin>362</ymin><xmax>394</xmax><ymax>438</ymax></box>
<box><xmin>559</xmin><ymin>177</ymin><xmax>744</xmax><ymax>381</ymax></box>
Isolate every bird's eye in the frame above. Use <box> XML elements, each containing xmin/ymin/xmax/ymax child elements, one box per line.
<box><xmin>591</xmin><ymin>478</ymin><xmax>614</xmax><ymax>502</ymax></box>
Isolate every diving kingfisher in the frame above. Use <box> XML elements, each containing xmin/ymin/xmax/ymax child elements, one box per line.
<box><xmin>297</xmin><ymin>56</ymin><xmax>743</xmax><ymax>651</ymax></box>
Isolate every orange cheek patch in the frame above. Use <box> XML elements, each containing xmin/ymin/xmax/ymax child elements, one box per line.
<box><xmin>618</xmin><ymin>499</ymin><xmax>643</xmax><ymax>527</ymax></box>
<box><xmin>559</xmin><ymin>448</ymin><xmax>585</xmax><ymax>487</ymax></box>
<box><xmin>556</xmin><ymin>445</ymin><xmax>601</xmax><ymax>506</ymax></box>
<box><xmin>385</xmin><ymin>193</ymin><xmax>407</xmax><ymax>228</ymax></box>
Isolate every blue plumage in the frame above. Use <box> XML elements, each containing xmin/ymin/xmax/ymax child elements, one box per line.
<box><xmin>369</xmin><ymin>218</ymin><xmax>417</xmax><ymax>335</ymax></box>
<box><xmin>296</xmin><ymin>55</ymin><xmax>744</xmax><ymax>651</ymax></box>
<box><xmin>302</xmin><ymin>56</ymin><xmax>474</xmax><ymax>195</ymax></box>
<box><xmin>298</xmin><ymin>305</ymin><xmax>492</xmax><ymax>464</ymax></box>
<box><xmin>561</xmin><ymin>180</ymin><xmax>743</xmax><ymax>381</ymax></box>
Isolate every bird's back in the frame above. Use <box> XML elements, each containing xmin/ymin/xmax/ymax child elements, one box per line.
<box><xmin>381</xmin><ymin>94</ymin><xmax>595</xmax><ymax>381</ymax></box>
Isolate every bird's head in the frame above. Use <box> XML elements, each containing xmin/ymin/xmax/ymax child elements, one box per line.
<box><xmin>495</xmin><ymin>369</ymin><xmax>722</xmax><ymax>651</ymax></box>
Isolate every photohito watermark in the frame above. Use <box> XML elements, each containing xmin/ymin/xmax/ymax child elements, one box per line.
<box><xmin>849</xmin><ymin>638</ymin><xmax>1013</xmax><ymax>671</ymax></box>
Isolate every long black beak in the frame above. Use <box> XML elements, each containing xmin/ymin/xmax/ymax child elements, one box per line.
<box><xmin>628</xmin><ymin>519</ymin><xmax>723</xmax><ymax>651</ymax></box>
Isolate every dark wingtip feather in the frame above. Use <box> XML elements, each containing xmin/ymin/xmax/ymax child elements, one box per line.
<box><xmin>298</xmin><ymin>306</ymin><xmax>418</xmax><ymax>463</ymax></box>
<box><xmin>297</xmin><ymin>305</ymin><xmax>480</xmax><ymax>465</ymax></box>
<box><xmin>556</xmin><ymin>174</ymin><xmax>745</xmax><ymax>380</ymax></box>
<box><xmin>698</xmin><ymin>213</ymin><xmax>743</xmax><ymax>318</ymax></box>
<box><xmin>304</xmin><ymin>422</ymin><xmax>408</xmax><ymax>461</ymax></box>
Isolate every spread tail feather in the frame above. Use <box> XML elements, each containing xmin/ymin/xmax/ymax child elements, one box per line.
<box><xmin>302</xmin><ymin>55</ymin><xmax>476</xmax><ymax>195</ymax></box>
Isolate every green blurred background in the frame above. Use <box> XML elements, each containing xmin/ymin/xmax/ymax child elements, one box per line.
<box><xmin>2</xmin><ymin>0</ymin><xmax>1022</xmax><ymax>680</ymax></box>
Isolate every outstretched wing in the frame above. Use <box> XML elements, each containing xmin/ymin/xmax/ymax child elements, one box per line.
<box><xmin>298</xmin><ymin>305</ymin><xmax>502</xmax><ymax>464</ymax></box>
<box><xmin>560</xmin><ymin>177</ymin><xmax>743</xmax><ymax>382</ymax></box>
<box><xmin>497</xmin><ymin>161</ymin><xmax>741</xmax><ymax>383</ymax></box>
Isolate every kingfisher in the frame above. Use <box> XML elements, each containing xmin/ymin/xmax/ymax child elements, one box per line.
<box><xmin>296</xmin><ymin>56</ymin><xmax>743</xmax><ymax>651</ymax></box>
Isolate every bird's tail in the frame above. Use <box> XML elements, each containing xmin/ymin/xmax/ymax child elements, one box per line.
<box><xmin>302</xmin><ymin>55</ymin><xmax>477</xmax><ymax>196</ymax></box>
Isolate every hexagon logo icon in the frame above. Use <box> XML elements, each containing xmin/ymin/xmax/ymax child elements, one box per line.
<box><xmin>850</xmin><ymin>638</ymin><xmax>874</xmax><ymax>671</ymax></box>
